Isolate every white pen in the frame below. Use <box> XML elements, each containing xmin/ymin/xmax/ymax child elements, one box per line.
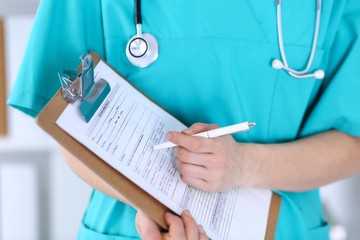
<box><xmin>153</xmin><ymin>121</ymin><xmax>256</xmax><ymax>150</ymax></box>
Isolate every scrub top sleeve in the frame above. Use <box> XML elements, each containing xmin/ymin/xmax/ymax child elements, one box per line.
<box><xmin>300</xmin><ymin>1</ymin><xmax>360</xmax><ymax>138</ymax></box>
<box><xmin>7</xmin><ymin>0</ymin><xmax>105</xmax><ymax>118</ymax></box>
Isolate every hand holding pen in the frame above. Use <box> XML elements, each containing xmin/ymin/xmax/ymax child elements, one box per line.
<box><xmin>153</xmin><ymin>121</ymin><xmax>255</xmax><ymax>150</ymax></box>
<box><xmin>155</xmin><ymin>122</ymin><xmax>256</xmax><ymax>192</ymax></box>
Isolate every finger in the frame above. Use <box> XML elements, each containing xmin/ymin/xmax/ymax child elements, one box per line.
<box><xmin>167</xmin><ymin>131</ymin><xmax>214</xmax><ymax>153</ymax></box>
<box><xmin>173</xmin><ymin>147</ymin><xmax>212</xmax><ymax>166</ymax></box>
<box><xmin>135</xmin><ymin>210</ymin><xmax>162</xmax><ymax>240</ymax></box>
<box><xmin>198</xmin><ymin>225</ymin><xmax>209</xmax><ymax>240</ymax></box>
<box><xmin>164</xmin><ymin>212</ymin><xmax>186</xmax><ymax>239</ymax></box>
<box><xmin>174</xmin><ymin>159</ymin><xmax>210</xmax><ymax>180</ymax></box>
<box><xmin>182</xmin><ymin>123</ymin><xmax>220</xmax><ymax>135</ymax></box>
<box><xmin>181</xmin><ymin>176</ymin><xmax>210</xmax><ymax>191</ymax></box>
<box><xmin>181</xmin><ymin>210</ymin><xmax>199</xmax><ymax>240</ymax></box>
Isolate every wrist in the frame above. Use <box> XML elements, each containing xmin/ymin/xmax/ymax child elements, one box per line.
<box><xmin>234</xmin><ymin>143</ymin><xmax>267</xmax><ymax>188</ymax></box>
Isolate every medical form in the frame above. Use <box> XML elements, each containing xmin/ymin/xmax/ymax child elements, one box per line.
<box><xmin>56</xmin><ymin>60</ymin><xmax>272</xmax><ymax>240</ymax></box>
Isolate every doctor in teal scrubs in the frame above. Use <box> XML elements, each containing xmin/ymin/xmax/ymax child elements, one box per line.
<box><xmin>8</xmin><ymin>0</ymin><xmax>360</xmax><ymax>239</ymax></box>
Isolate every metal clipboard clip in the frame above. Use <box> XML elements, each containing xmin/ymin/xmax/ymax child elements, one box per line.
<box><xmin>58</xmin><ymin>53</ymin><xmax>111</xmax><ymax>122</ymax></box>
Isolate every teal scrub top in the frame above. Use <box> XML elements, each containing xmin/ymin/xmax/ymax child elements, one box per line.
<box><xmin>8</xmin><ymin>0</ymin><xmax>360</xmax><ymax>239</ymax></box>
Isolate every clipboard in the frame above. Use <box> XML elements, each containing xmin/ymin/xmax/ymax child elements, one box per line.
<box><xmin>36</xmin><ymin>52</ymin><xmax>281</xmax><ymax>239</ymax></box>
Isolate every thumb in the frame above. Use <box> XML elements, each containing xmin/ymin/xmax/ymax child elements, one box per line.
<box><xmin>135</xmin><ymin>210</ymin><xmax>162</xmax><ymax>240</ymax></box>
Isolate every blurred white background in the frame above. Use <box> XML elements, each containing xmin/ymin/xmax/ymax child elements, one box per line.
<box><xmin>0</xmin><ymin>1</ymin><xmax>92</xmax><ymax>239</ymax></box>
<box><xmin>0</xmin><ymin>1</ymin><xmax>359</xmax><ymax>240</ymax></box>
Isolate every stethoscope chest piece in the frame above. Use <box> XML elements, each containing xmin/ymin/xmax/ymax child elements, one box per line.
<box><xmin>126</xmin><ymin>32</ymin><xmax>159</xmax><ymax>68</ymax></box>
<box><xmin>126</xmin><ymin>0</ymin><xmax>159</xmax><ymax>68</ymax></box>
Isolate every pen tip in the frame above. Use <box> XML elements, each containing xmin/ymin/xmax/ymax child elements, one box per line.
<box><xmin>249</xmin><ymin>122</ymin><xmax>256</xmax><ymax>128</ymax></box>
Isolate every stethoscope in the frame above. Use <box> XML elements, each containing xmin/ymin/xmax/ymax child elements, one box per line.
<box><xmin>126</xmin><ymin>0</ymin><xmax>325</xmax><ymax>79</ymax></box>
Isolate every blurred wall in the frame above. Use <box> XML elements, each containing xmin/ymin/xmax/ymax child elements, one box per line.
<box><xmin>321</xmin><ymin>176</ymin><xmax>360</xmax><ymax>240</ymax></box>
<box><xmin>0</xmin><ymin>16</ymin><xmax>92</xmax><ymax>240</ymax></box>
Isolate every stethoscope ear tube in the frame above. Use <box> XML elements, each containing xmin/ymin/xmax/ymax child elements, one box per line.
<box><xmin>272</xmin><ymin>59</ymin><xmax>325</xmax><ymax>79</ymax></box>
<box><xmin>272</xmin><ymin>0</ymin><xmax>325</xmax><ymax>79</ymax></box>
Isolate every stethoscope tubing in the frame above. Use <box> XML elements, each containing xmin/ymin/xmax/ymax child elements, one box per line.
<box><xmin>135</xmin><ymin>0</ymin><xmax>142</xmax><ymax>25</ymax></box>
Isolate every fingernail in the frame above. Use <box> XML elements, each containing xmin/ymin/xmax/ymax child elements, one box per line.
<box><xmin>135</xmin><ymin>210</ymin><xmax>143</xmax><ymax>235</ymax></box>
<box><xmin>198</xmin><ymin>225</ymin><xmax>206</xmax><ymax>234</ymax></box>
<box><xmin>165</xmin><ymin>132</ymin><xmax>172</xmax><ymax>140</ymax></box>
<box><xmin>164</xmin><ymin>212</ymin><xmax>172</xmax><ymax>220</ymax></box>
<box><xmin>136</xmin><ymin>223</ymin><xmax>143</xmax><ymax>236</ymax></box>
<box><xmin>181</xmin><ymin>128</ymin><xmax>193</xmax><ymax>135</ymax></box>
<box><xmin>183</xmin><ymin>209</ymin><xmax>191</xmax><ymax>217</ymax></box>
